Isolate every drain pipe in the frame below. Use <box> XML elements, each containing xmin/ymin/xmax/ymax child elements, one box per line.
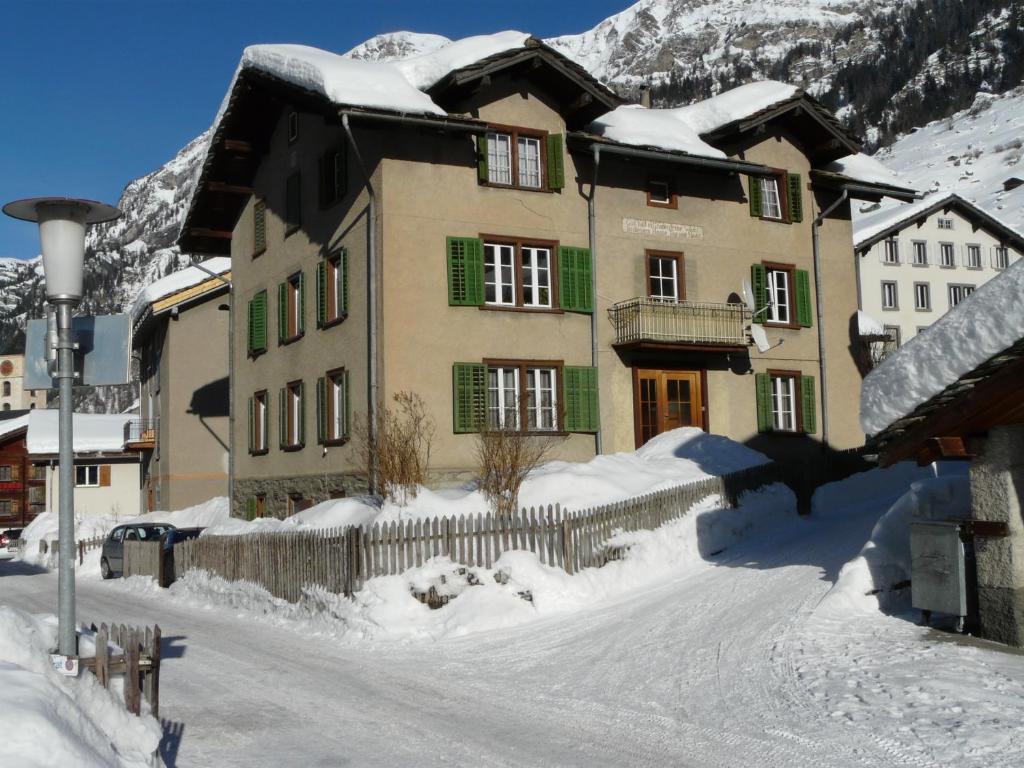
<box><xmin>587</xmin><ymin>145</ymin><xmax>603</xmax><ymax>455</ymax></box>
<box><xmin>811</xmin><ymin>188</ymin><xmax>849</xmax><ymax>449</ymax></box>
<box><xmin>342</xmin><ymin>113</ymin><xmax>379</xmax><ymax>492</ymax></box>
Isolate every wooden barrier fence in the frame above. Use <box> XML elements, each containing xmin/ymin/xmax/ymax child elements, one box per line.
<box><xmin>82</xmin><ymin>622</ymin><xmax>161</xmax><ymax>717</ymax></box>
<box><xmin>123</xmin><ymin>540</ymin><xmax>166</xmax><ymax>585</ymax></box>
<box><xmin>174</xmin><ymin>461</ymin><xmax>782</xmax><ymax>603</ymax></box>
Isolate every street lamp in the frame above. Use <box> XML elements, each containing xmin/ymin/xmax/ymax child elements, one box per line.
<box><xmin>3</xmin><ymin>197</ymin><xmax>120</xmax><ymax>656</ymax></box>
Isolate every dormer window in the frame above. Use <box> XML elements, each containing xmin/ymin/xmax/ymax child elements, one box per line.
<box><xmin>748</xmin><ymin>171</ymin><xmax>802</xmax><ymax>223</ymax></box>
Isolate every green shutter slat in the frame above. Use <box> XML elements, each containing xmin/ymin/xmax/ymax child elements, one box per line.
<box><xmin>755</xmin><ymin>373</ymin><xmax>771</xmax><ymax>433</ymax></box>
<box><xmin>298</xmin><ymin>272</ymin><xmax>306</xmax><ymax>335</ymax></box>
<box><xmin>341</xmin><ymin>248</ymin><xmax>349</xmax><ymax>315</ymax></box>
<box><xmin>447</xmin><ymin>236</ymin><xmax>484</xmax><ymax>306</ymax></box>
<box><xmin>546</xmin><ymin>134</ymin><xmax>565</xmax><ymax>190</ymax></box>
<box><xmin>801</xmin><ymin>376</ymin><xmax>817</xmax><ymax>434</ymax></box>
<box><xmin>247</xmin><ymin>396</ymin><xmax>254</xmax><ymax>453</ymax></box>
<box><xmin>787</xmin><ymin>173</ymin><xmax>803</xmax><ymax>223</ymax></box>
<box><xmin>558</xmin><ymin>246</ymin><xmax>593</xmax><ymax>313</ymax></box>
<box><xmin>317</xmin><ymin>376</ymin><xmax>326</xmax><ymax>444</ymax></box>
<box><xmin>751</xmin><ymin>264</ymin><xmax>768</xmax><ymax>324</ymax></box>
<box><xmin>748</xmin><ymin>175</ymin><xmax>762</xmax><ymax>217</ymax></box>
<box><xmin>316</xmin><ymin>261</ymin><xmax>327</xmax><ymax>328</ymax></box>
<box><xmin>453</xmin><ymin>362</ymin><xmax>486</xmax><ymax>433</ymax></box>
<box><xmin>477</xmin><ymin>134</ymin><xmax>489</xmax><ymax>183</ymax></box>
<box><xmin>343</xmin><ymin>369</ymin><xmax>351</xmax><ymax>439</ymax></box>
<box><xmin>278</xmin><ymin>282</ymin><xmax>287</xmax><ymax>342</ymax></box>
<box><xmin>298</xmin><ymin>381</ymin><xmax>305</xmax><ymax>446</ymax></box>
<box><xmin>563</xmin><ymin>366</ymin><xmax>599</xmax><ymax>433</ymax></box>
<box><xmin>795</xmin><ymin>269</ymin><xmax>813</xmax><ymax>328</ymax></box>
<box><xmin>279</xmin><ymin>388</ymin><xmax>286</xmax><ymax>448</ymax></box>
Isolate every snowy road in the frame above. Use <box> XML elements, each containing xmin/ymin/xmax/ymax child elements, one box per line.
<box><xmin>3</xmin><ymin>489</ymin><xmax>1023</xmax><ymax>767</ymax></box>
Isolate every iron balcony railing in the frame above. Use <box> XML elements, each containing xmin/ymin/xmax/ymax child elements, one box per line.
<box><xmin>609</xmin><ymin>298</ymin><xmax>750</xmax><ymax>347</ymax></box>
<box><xmin>124</xmin><ymin>418</ymin><xmax>158</xmax><ymax>447</ymax></box>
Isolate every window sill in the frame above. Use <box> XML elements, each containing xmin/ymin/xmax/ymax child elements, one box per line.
<box><xmin>966</xmin><ymin>266</ymin><xmax>983</xmax><ymax>271</ymax></box>
<box><xmin>758</xmin><ymin>214</ymin><xmax>791</xmax><ymax>224</ymax></box>
<box><xmin>764</xmin><ymin>321</ymin><xmax>800</xmax><ymax>330</ymax></box>
<box><xmin>914</xmin><ymin>308</ymin><xmax>932</xmax><ymax>313</ymax></box>
<box><xmin>249</xmin><ymin>449</ymin><xmax>269</xmax><ymax>457</ymax></box>
<box><xmin>647</xmin><ymin>200</ymin><xmax>677</xmax><ymax>210</ymax></box>
<box><xmin>279</xmin><ymin>332</ymin><xmax>305</xmax><ymax>347</ymax></box>
<box><xmin>480</xmin><ymin>430</ymin><xmax>569</xmax><ymax>438</ymax></box>
<box><xmin>939</xmin><ymin>264</ymin><xmax>956</xmax><ymax>269</ymax></box>
<box><xmin>911</xmin><ymin>263</ymin><xmax>929</xmax><ymax>268</ymax></box>
<box><xmin>881</xmin><ymin>307</ymin><xmax>899</xmax><ymax>312</ymax></box>
<box><xmin>881</xmin><ymin>261</ymin><xmax>901</xmax><ymax>266</ymax></box>
<box><xmin>252</xmin><ymin>248</ymin><xmax>266</xmax><ymax>259</ymax></box>
<box><xmin>478</xmin><ymin>305</ymin><xmax>563</xmax><ymax>315</ymax></box>
<box><xmin>281</xmin><ymin>443</ymin><xmax>305</xmax><ymax>453</ymax></box>
<box><xmin>478</xmin><ymin>181</ymin><xmax>554</xmax><ymax>195</ymax></box>
<box><xmin>319</xmin><ymin>315</ymin><xmax>348</xmax><ymax>330</ymax></box>
<box><xmin>323</xmin><ymin>437</ymin><xmax>350</xmax><ymax>448</ymax></box>
<box><xmin>248</xmin><ymin>348</ymin><xmax>267</xmax><ymax>359</ymax></box>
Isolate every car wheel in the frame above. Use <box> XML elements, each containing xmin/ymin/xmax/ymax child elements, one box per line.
<box><xmin>101</xmin><ymin>557</ymin><xmax>113</xmax><ymax>580</ymax></box>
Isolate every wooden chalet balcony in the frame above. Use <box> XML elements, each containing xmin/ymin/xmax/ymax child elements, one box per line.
<box><xmin>609</xmin><ymin>298</ymin><xmax>749</xmax><ymax>350</ymax></box>
<box><xmin>124</xmin><ymin>419</ymin><xmax>158</xmax><ymax>450</ymax></box>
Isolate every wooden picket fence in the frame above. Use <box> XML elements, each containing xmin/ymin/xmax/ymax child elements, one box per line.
<box><xmin>36</xmin><ymin>535</ymin><xmax>108</xmax><ymax>566</ymax></box>
<box><xmin>123</xmin><ymin>540</ymin><xmax>166</xmax><ymax>585</ymax></box>
<box><xmin>174</xmin><ymin>461</ymin><xmax>782</xmax><ymax>603</ymax></box>
<box><xmin>82</xmin><ymin>622</ymin><xmax>161</xmax><ymax>717</ymax></box>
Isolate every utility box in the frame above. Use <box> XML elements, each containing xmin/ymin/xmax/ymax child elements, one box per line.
<box><xmin>910</xmin><ymin>520</ymin><xmax>970</xmax><ymax>620</ymax></box>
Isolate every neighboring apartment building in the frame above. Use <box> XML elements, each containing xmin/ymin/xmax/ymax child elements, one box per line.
<box><xmin>0</xmin><ymin>354</ymin><xmax>47</xmax><ymax>411</ymax></box>
<box><xmin>856</xmin><ymin>193</ymin><xmax>1024</xmax><ymax>351</ymax></box>
<box><xmin>130</xmin><ymin>258</ymin><xmax>230</xmax><ymax>512</ymax></box>
<box><xmin>0</xmin><ymin>412</ymin><xmax>46</xmax><ymax>528</ymax></box>
<box><xmin>178</xmin><ymin>35</ymin><xmax>916</xmax><ymax>518</ymax></box>
<box><xmin>26</xmin><ymin>410</ymin><xmax>143</xmax><ymax>518</ymax></box>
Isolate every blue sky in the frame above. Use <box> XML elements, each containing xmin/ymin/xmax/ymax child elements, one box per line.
<box><xmin>0</xmin><ymin>0</ymin><xmax>628</xmax><ymax>259</ymax></box>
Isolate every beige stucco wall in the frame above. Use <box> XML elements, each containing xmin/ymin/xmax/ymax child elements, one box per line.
<box><xmin>44</xmin><ymin>460</ymin><xmax>141</xmax><ymax>518</ymax></box>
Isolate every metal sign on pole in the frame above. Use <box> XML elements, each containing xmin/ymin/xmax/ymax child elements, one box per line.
<box><xmin>24</xmin><ymin>313</ymin><xmax>131</xmax><ymax>390</ymax></box>
<box><xmin>3</xmin><ymin>197</ymin><xmax>121</xmax><ymax>657</ymax></box>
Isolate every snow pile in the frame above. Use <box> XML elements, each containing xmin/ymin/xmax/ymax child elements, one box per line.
<box><xmin>816</xmin><ymin>464</ymin><xmax>970</xmax><ymax>617</ymax></box>
<box><xmin>128</xmin><ymin>256</ymin><xmax>230</xmax><ymax>324</ymax></box>
<box><xmin>857</xmin><ymin>309</ymin><xmax>885</xmax><ymax>337</ymax></box>
<box><xmin>591</xmin><ymin>81</ymin><xmax>800</xmax><ymax>157</ymax></box>
<box><xmin>394</xmin><ymin>31</ymin><xmax>530</xmax><ymax>90</ymax></box>
<box><xmin>18</xmin><ymin>512</ymin><xmax>120</xmax><ymax>568</ymax></box>
<box><xmin>130</xmin><ymin>484</ymin><xmax>795</xmax><ymax>641</ymax></box>
<box><xmin>0</xmin><ymin>607</ymin><xmax>161</xmax><ymax>767</ymax></box>
<box><xmin>130</xmin><ymin>496</ymin><xmax>230</xmax><ymax>530</ymax></box>
<box><xmin>825</xmin><ymin>152</ymin><xmax>906</xmax><ymax>188</ymax></box>
<box><xmin>26</xmin><ymin>411</ymin><xmax>132</xmax><ymax>454</ymax></box>
<box><xmin>238</xmin><ymin>44</ymin><xmax>445</xmax><ymax>116</ymax></box>
<box><xmin>861</xmin><ymin>258</ymin><xmax>1024</xmax><ymax>435</ymax></box>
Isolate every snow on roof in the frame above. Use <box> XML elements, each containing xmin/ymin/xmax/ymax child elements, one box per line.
<box><xmin>0</xmin><ymin>415</ymin><xmax>29</xmax><ymax>442</ymax></box>
<box><xmin>825</xmin><ymin>153</ymin><xmax>904</xmax><ymax>187</ymax></box>
<box><xmin>129</xmin><ymin>257</ymin><xmax>231</xmax><ymax>323</ymax></box>
<box><xmin>238</xmin><ymin>44</ymin><xmax>446</xmax><ymax>117</ymax></box>
<box><xmin>861</xmin><ymin>259</ymin><xmax>1024</xmax><ymax>436</ymax></box>
<box><xmin>26</xmin><ymin>411</ymin><xmax>133</xmax><ymax>454</ymax></box>
<box><xmin>588</xmin><ymin>80</ymin><xmax>799</xmax><ymax>158</ymax></box>
<box><xmin>857</xmin><ymin>310</ymin><xmax>885</xmax><ymax>337</ymax></box>
<box><xmin>853</xmin><ymin>192</ymin><xmax>958</xmax><ymax>247</ymax></box>
<box><xmin>393</xmin><ymin>31</ymin><xmax>531</xmax><ymax>90</ymax></box>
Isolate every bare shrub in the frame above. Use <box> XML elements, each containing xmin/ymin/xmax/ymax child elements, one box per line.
<box><xmin>354</xmin><ymin>391</ymin><xmax>435</xmax><ymax>505</ymax></box>
<box><xmin>475</xmin><ymin>422</ymin><xmax>564</xmax><ymax>517</ymax></box>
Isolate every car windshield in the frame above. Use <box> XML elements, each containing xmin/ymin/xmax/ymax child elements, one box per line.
<box><xmin>138</xmin><ymin>526</ymin><xmax>170</xmax><ymax>540</ymax></box>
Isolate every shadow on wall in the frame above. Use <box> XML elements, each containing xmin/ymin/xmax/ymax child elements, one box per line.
<box><xmin>187</xmin><ymin>377</ymin><xmax>229</xmax><ymax>419</ymax></box>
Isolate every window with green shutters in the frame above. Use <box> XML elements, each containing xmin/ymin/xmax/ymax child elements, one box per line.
<box><xmin>752</xmin><ymin>263</ymin><xmax>812</xmax><ymax>327</ymax></box>
<box><xmin>749</xmin><ymin>171</ymin><xmax>802</xmax><ymax>223</ymax></box>
<box><xmin>447</xmin><ymin>237</ymin><xmax>485</xmax><ymax>306</ymax></box>
<box><xmin>563</xmin><ymin>366</ymin><xmax>599</xmax><ymax>433</ymax></box>
<box><xmin>794</xmin><ymin>269</ymin><xmax>813</xmax><ymax>327</ymax></box>
<box><xmin>546</xmin><ymin>134</ymin><xmax>565</xmax><ymax>190</ymax></box>
<box><xmin>247</xmin><ymin>290</ymin><xmax>268</xmax><ymax>356</ymax></box>
<box><xmin>453</xmin><ymin>362</ymin><xmax>487</xmax><ymax>433</ymax></box>
<box><xmin>755</xmin><ymin>372</ymin><xmax>815</xmax><ymax>434</ymax></box>
<box><xmin>477</xmin><ymin>127</ymin><xmax>563</xmax><ymax>190</ymax></box>
<box><xmin>278</xmin><ymin>272</ymin><xmax>305</xmax><ymax>342</ymax></box>
<box><xmin>280</xmin><ymin>381</ymin><xmax>304</xmax><ymax>449</ymax></box>
<box><xmin>317</xmin><ymin>368</ymin><xmax>350</xmax><ymax>444</ymax></box>
<box><xmin>558</xmin><ymin>246</ymin><xmax>593</xmax><ymax>313</ymax></box>
<box><xmin>316</xmin><ymin>250</ymin><xmax>347</xmax><ymax>327</ymax></box>
<box><xmin>787</xmin><ymin>173</ymin><xmax>803</xmax><ymax>223</ymax></box>
<box><xmin>249</xmin><ymin>391</ymin><xmax>268</xmax><ymax>454</ymax></box>
<box><xmin>253</xmin><ymin>199</ymin><xmax>266</xmax><ymax>256</ymax></box>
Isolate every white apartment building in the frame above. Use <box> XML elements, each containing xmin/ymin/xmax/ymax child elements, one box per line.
<box><xmin>856</xmin><ymin>193</ymin><xmax>1024</xmax><ymax>350</ymax></box>
<box><xmin>0</xmin><ymin>353</ymin><xmax>47</xmax><ymax>411</ymax></box>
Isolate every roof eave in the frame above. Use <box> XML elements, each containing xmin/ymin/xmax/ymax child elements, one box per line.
<box><xmin>568</xmin><ymin>132</ymin><xmax>772</xmax><ymax>175</ymax></box>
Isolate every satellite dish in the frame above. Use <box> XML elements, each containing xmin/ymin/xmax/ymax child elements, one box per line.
<box><xmin>750</xmin><ymin>324</ymin><xmax>772</xmax><ymax>354</ymax></box>
<box><xmin>740</xmin><ymin>278</ymin><xmax>755</xmax><ymax>312</ymax></box>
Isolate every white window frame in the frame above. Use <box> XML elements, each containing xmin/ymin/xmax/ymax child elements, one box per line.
<box><xmin>937</xmin><ymin>217</ymin><xmax>953</xmax><ymax>230</ymax></box>
<box><xmin>649</xmin><ymin>254</ymin><xmax>679</xmax><ymax>303</ymax></box>
<box><xmin>517</xmin><ymin>135</ymin><xmax>542</xmax><ymax>189</ymax></box>
<box><xmin>486</xmin><ymin>131</ymin><xmax>513</xmax><ymax>185</ymax></box>
<box><xmin>327</xmin><ymin>370</ymin><xmax>346</xmax><ymax>442</ymax></box>
<box><xmin>766</xmin><ymin>268</ymin><xmax>791</xmax><ymax>324</ymax></box>
<box><xmin>914</xmin><ymin>282</ymin><xmax>930</xmax><ymax>311</ymax></box>
<box><xmin>912</xmin><ymin>241</ymin><xmax>928</xmax><ymax>266</ymax></box>
<box><xmin>648</xmin><ymin>180</ymin><xmax>672</xmax><ymax>206</ymax></box>
<box><xmin>521</xmin><ymin>246</ymin><xmax>552</xmax><ymax>308</ymax></box>
<box><xmin>759</xmin><ymin>176</ymin><xmax>782</xmax><ymax>220</ymax></box>
<box><xmin>75</xmin><ymin>465</ymin><xmax>99</xmax><ymax>488</ymax></box>
<box><xmin>327</xmin><ymin>255</ymin><xmax>344</xmax><ymax>322</ymax></box>
<box><xmin>253</xmin><ymin>391</ymin><xmax>268</xmax><ymax>453</ymax></box>
<box><xmin>966</xmin><ymin>244</ymin><xmax>982</xmax><ymax>269</ymax></box>
<box><xmin>940</xmin><ymin>242</ymin><xmax>956</xmax><ymax>268</ymax></box>
<box><xmin>525</xmin><ymin>367</ymin><xmax>558</xmax><ymax>432</ymax></box>
<box><xmin>993</xmin><ymin>246</ymin><xmax>1010</xmax><ymax>270</ymax></box>
<box><xmin>948</xmin><ymin>284</ymin><xmax>975</xmax><ymax>309</ymax></box>
<box><xmin>285</xmin><ymin>382</ymin><xmax>303</xmax><ymax>447</ymax></box>
<box><xmin>484</xmin><ymin>243</ymin><xmax>516</xmax><ymax>306</ymax></box>
<box><xmin>770</xmin><ymin>375</ymin><xmax>797</xmax><ymax>432</ymax></box>
<box><xmin>883</xmin><ymin>238</ymin><xmax>900</xmax><ymax>264</ymax></box>
<box><xmin>487</xmin><ymin>366</ymin><xmax>520</xmax><ymax>430</ymax></box>
<box><xmin>881</xmin><ymin>281</ymin><xmax>898</xmax><ymax>310</ymax></box>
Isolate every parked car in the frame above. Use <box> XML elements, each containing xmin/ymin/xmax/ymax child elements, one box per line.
<box><xmin>100</xmin><ymin>523</ymin><xmax>176</xmax><ymax>579</ymax></box>
<box><xmin>159</xmin><ymin>527</ymin><xmax>205</xmax><ymax>551</ymax></box>
<box><xmin>0</xmin><ymin>528</ymin><xmax>23</xmax><ymax>560</ymax></box>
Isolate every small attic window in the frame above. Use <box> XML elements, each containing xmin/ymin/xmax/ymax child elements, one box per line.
<box><xmin>647</xmin><ymin>180</ymin><xmax>676</xmax><ymax>209</ymax></box>
<box><xmin>287</xmin><ymin>111</ymin><xmax>299</xmax><ymax>144</ymax></box>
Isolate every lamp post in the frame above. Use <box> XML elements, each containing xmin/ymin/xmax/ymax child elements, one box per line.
<box><xmin>3</xmin><ymin>197</ymin><xmax>120</xmax><ymax>656</ymax></box>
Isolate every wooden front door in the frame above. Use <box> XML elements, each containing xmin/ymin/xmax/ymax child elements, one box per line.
<box><xmin>636</xmin><ymin>369</ymin><xmax>704</xmax><ymax>446</ymax></box>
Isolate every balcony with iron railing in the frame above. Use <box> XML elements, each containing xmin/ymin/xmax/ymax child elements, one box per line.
<box><xmin>124</xmin><ymin>419</ymin><xmax>158</xmax><ymax>450</ymax></box>
<box><xmin>608</xmin><ymin>298</ymin><xmax>750</xmax><ymax>349</ymax></box>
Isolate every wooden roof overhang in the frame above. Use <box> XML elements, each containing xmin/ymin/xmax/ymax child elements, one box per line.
<box><xmin>566</xmin><ymin>132</ymin><xmax>774</xmax><ymax>176</ymax></box>
<box><xmin>870</xmin><ymin>336</ymin><xmax>1024</xmax><ymax>467</ymax></box>
<box><xmin>853</xmin><ymin>194</ymin><xmax>1024</xmax><ymax>255</ymax></box>
<box><xmin>427</xmin><ymin>38</ymin><xmax>624</xmax><ymax>129</ymax></box>
<box><xmin>810</xmin><ymin>169</ymin><xmax>919</xmax><ymax>204</ymax></box>
<box><xmin>131</xmin><ymin>273</ymin><xmax>232</xmax><ymax>347</ymax></box>
<box><xmin>702</xmin><ymin>94</ymin><xmax>861</xmax><ymax>164</ymax></box>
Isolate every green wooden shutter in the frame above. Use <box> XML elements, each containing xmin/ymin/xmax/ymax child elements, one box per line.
<box><xmin>298</xmin><ymin>382</ymin><xmax>306</xmax><ymax>446</ymax></box>
<box><xmin>316</xmin><ymin>261</ymin><xmax>327</xmax><ymax>328</ymax></box>
<box><xmin>748</xmin><ymin>175</ymin><xmax>763</xmax><ymax>217</ymax></box>
<box><xmin>546</xmin><ymin>134</ymin><xmax>565</xmax><ymax>190</ymax></box>
<box><xmin>341</xmin><ymin>248</ymin><xmax>349</xmax><ymax>315</ymax></box>
<box><xmin>476</xmin><ymin>134</ymin><xmax>489</xmax><ymax>183</ymax></box>
<box><xmin>247</xmin><ymin>396</ymin><xmax>254</xmax><ymax>452</ymax></box>
<box><xmin>795</xmin><ymin>269</ymin><xmax>813</xmax><ymax>328</ymax></box>
<box><xmin>246</xmin><ymin>497</ymin><xmax>257</xmax><ymax>521</ymax></box>
<box><xmin>278</xmin><ymin>282</ymin><xmax>287</xmax><ymax>342</ymax></box>
<box><xmin>447</xmin><ymin>236</ymin><xmax>484</xmax><ymax>306</ymax></box>
<box><xmin>558</xmin><ymin>246</ymin><xmax>593</xmax><ymax>313</ymax></box>
<box><xmin>253</xmin><ymin>200</ymin><xmax>266</xmax><ymax>253</ymax></box>
<box><xmin>787</xmin><ymin>173</ymin><xmax>803</xmax><ymax>223</ymax></box>
<box><xmin>750</xmin><ymin>264</ymin><xmax>768</xmax><ymax>324</ymax></box>
<box><xmin>316</xmin><ymin>376</ymin><xmax>326</xmax><ymax>444</ymax></box>
<box><xmin>453</xmin><ymin>363</ymin><xmax>486</xmax><ymax>433</ymax></box>
<box><xmin>278</xmin><ymin>388</ymin><xmax>286</xmax><ymax>448</ymax></box>
<box><xmin>297</xmin><ymin>272</ymin><xmax>306</xmax><ymax>335</ymax></box>
<box><xmin>248</xmin><ymin>292</ymin><xmax>267</xmax><ymax>353</ymax></box>
<box><xmin>755</xmin><ymin>373</ymin><xmax>772</xmax><ymax>433</ymax></box>
<box><xmin>801</xmin><ymin>376</ymin><xmax>817</xmax><ymax>434</ymax></box>
<box><xmin>563</xmin><ymin>366</ymin><xmax>600</xmax><ymax>433</ymax></box>
<box><xmin>343</xmin><ymin>369</ymin><xmax>351</xmax><ymax>439</ymax></box>
<box><xmin>247</xmin><ymin>298</ymin><xmax>255</xmax><ymax>355</ymax></box>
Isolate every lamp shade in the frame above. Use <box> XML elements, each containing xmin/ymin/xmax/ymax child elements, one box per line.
<box><xmin>2</xmin><ymin>197</ymin><xmax>120</xmax><ymax>302</ymax></box>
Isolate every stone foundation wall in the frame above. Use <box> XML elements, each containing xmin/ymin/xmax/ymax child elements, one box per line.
<box><xmin>233</xmin><ymin>472</ymin><xmax>369</xmax><ymax>519</ymax></box>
